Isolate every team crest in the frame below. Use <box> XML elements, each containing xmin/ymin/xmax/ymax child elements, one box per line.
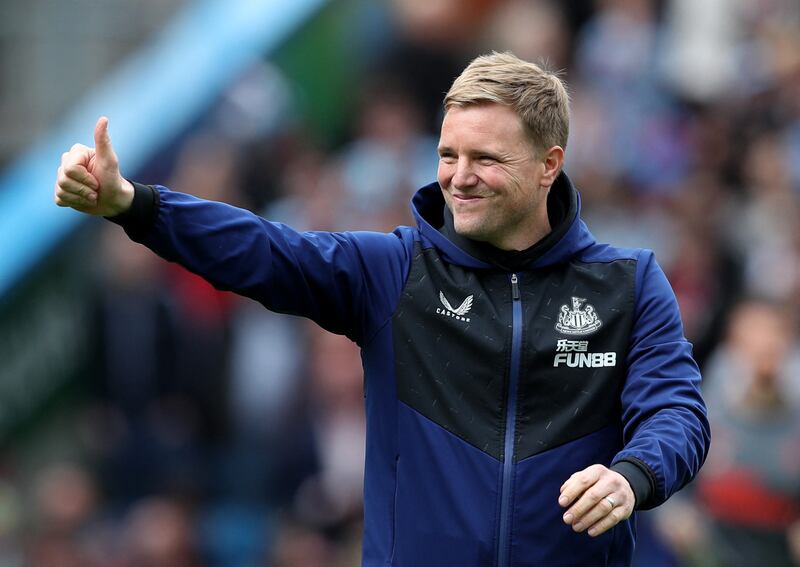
<box><xmin>555</xmin><ymin>297</ymin><xmax>602</xmax><ymax>335</ymax></box>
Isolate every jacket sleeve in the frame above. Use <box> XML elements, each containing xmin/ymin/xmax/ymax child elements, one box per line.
<box><xmin>109</xmin><ymin>183</ymin><xmax>413</xmax><ymax>344</ymax></box>
<box><xmin>611</xmin><ymin>250</ymin><xmax>711</xmax><ymax>510</ymax></box>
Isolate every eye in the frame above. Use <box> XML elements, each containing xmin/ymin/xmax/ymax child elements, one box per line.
<box><xmin>438</xmin><ymin>152</ymin><xmax>457</xmax><ymax>163</ymax></box>
<box><xmin>478</xmin><ymin>155</ymin><xmax>497</xmax><ymax>164</ymax></box>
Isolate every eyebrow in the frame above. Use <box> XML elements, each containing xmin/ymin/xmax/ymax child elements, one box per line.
<box><xmin>437</xmin><ymin>146</ymin><xmax>505</xmax><ymax>159</ymax></box>
<box><xmin>439</xmin><ymin>144</ymin><xmax>489</xmax><ymax>153</ymax></box>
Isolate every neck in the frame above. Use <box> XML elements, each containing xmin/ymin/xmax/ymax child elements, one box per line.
<box><xmin>493</xmin><ymin>207</ymin><xmax>552</xmax><ymax>251</ymax></box>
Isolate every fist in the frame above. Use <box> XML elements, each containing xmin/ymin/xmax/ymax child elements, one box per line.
<box><xmin>558</xmin><ymin>464</ymin><xmax>634</xmax><ymax>537</ymax></box>
<box><xmin>54</xmin><ymin>117</ymin><xmax>134</xmax><ymax>216</ymax></box>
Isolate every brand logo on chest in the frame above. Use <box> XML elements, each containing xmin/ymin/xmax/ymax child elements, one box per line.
<box><xmin>553</xmin><ymin>339</ymin><xmax>617</xmax><ymax>368</ymax></box>
<box><xmin>436</xmin><ymin>291</ymin><xmax>473</xmax><ymax>322</ymax></box>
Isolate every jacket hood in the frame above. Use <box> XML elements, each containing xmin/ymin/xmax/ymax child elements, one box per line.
<box><xmin>410</xmin><ymin>170</ymin><xmax>596</xmax><ymax>271</ymax></box>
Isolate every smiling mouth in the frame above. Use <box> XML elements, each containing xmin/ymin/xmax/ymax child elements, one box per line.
<box><xmin>453</xmin><ymin>194</ymin><xmax>486</xmax><ymax>202</ymax></box>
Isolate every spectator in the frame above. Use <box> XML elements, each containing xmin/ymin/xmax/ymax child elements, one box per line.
<box><xmin>696</xmin><ymin>300</ymin><xmax>800</xmax><ymax>566</ymax></box>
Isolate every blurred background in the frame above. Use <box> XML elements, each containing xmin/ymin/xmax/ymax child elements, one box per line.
<box><xmin>1</xmin><ymin>0</ymin><xmax>800</xmax><ymax>565</ymax></box>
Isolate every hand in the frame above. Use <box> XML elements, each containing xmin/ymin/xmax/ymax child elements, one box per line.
<box><xmin>558</xmin><ymin>464</ymin><xmax>634</xmax><ymax>537</ymax></box>
<box><xmin>54</xmin><ymin>116</ymin><xmax>134</xmax><ymax>216</ymax></box>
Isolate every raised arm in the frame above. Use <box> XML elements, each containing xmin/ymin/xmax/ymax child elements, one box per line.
<box><xmin>55</xmin><ymin>118</ymin><xmax>414</xmax><ymax>343</ymax></box>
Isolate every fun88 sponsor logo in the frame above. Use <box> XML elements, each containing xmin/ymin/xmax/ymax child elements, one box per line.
<box><xmin>553</xmin><ymin>339</ymin><xmax>617</xmax><ymax>368</ymax></box>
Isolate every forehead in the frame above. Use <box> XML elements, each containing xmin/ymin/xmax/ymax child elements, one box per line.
<box><xmin>438</xmin><ymin>103</ymin><xmax>528</xmax><ymax>150</ymax></box>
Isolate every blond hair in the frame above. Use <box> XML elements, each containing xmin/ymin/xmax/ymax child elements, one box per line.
<box><xmin>444</xmin><ymin>51</ymin><xmax>570</xmax><ymax>153</ymax></box>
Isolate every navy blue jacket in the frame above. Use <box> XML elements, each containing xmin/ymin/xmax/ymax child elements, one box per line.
<box><xmin>114</xmin><ymin>171</ymin><xmax>710</xmax><ymax>566</ymax></box>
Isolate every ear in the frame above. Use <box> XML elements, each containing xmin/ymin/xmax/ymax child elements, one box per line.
<box><xmin>539</xmin><ymin>146</ymin><xmax>565</xmax><ymax>189</ymax></box>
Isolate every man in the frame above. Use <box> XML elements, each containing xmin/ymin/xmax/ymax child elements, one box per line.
<box><xmin>55</xmin><ymin>52</ymin><xmax>710</xmax><ymax>566</ymax></box>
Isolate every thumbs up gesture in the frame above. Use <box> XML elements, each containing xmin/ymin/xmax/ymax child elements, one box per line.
<box><xmin>54</xmin><ymin>117</ymin><xmax>134</xmax><ymax>216</ymax></box>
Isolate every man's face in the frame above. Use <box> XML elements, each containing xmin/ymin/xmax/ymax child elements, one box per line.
<box><xmin>437</xmin><ymin>103</ymin><xmax>552</xmax><ymax>251</ymax></box>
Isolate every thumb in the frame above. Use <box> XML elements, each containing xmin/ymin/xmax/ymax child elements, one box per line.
<box><xmin>93</xmin><ymin>116</ymin><xmax>115</xmax><ymax>160</ymax></box>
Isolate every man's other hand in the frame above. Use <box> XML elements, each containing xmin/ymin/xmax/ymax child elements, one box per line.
<box><xmin>54</xmin><ymin>116</ymin><xmax>134</xmax><ymax>216</ymax></box>
<box><xmin>558</xmin><ymin>464</ymin><xmax>634</xmax><ymax>537</ymax></box>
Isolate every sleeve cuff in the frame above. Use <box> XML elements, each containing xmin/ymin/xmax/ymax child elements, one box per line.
<box><xmin>105</xmin><ymin>181</ymin><xmax>159</xmax><ymax>239</ymax></box>
<box><xmin>611</xmin><ymin>458</ymin><xmax>656</xmax><ymax>510</ymax></box>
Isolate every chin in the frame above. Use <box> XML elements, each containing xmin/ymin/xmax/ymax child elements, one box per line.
<box><xmin>453</xmin><ymin>219</ymin><xmax>487</xmax><ymax>241</ymax></box>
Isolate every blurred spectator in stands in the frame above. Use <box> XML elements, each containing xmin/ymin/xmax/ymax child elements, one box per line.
<box><xmin>0</xmin><ymin>478</ymin><xmax>22</xmax><ymax>566</ymax></box>
<box><xmin>26</xmin><ymin>463</ymin><xmax>108</xmax><ymax>567</ymax></box>
<box><xmin>120</xmin><ymin>496</ymin><xmax>202</xmax><ymax>567</ymax></box>
<box><xmin>482</xmin><ymin>0</ymin><xmax>571</xmax><ymax>70</ymax></box>
<box><xmin>571</xmin><ymin>0</ymin><xmax>690</xmax><ymax>191</ymax></box>
<box><xmin>268</xmin><ymin>517</ymin><xmax>336</xmax><ymax>567</ymax></box>
<box><xmin>264</xmin><ymin>142</ymin><xmax>347</xmax><ymax>231</ymax></box>
<box><xmin>93</xmin><ymin>224</ymin><xmax>174</xmax><ymax>424</ymax></box>
<box><xmin>214</xmin><ymin>62</ymin><xmax>295</xmax><ymax>212</ymax></box>
<box><xmin>660</xmin><ymin>299</ymin><xmax>800</xmax><ymax>566</ymax></box>
<box><xmin>293</xmin><ymin>324</ymin><xmax>365</xmax><ymax>531</ymax></box>
<box><xmin>374</xmin><ymin>0</ymin><xmax>498</xmax><ymax>132</ymax></box>
<box><xmin>663</xmin><ymin>171</ymin><xmax>742</xmax><ymax>366</ymax></box>
<box><xmin>255</xmin><ymin>325</ymin><xmax>367</xmax><ymax>566</ymax></box>
<box><xmin>337</xmin><ymin>78</ymin><xmax>437</xmax><ymax>231</ymax></box>
<box><xmin>728</xmin><ymin>130</ymin><xmax>800</xmax><ymax>304</ymax></box>
<box><xmin>90</xmin><ymin>224</ymin><xmax>190</xmax><ymax>504</ymax></box>
<box><xmin>31</xmin><ymin>463</ymin><xmax>98</xmax><ymax>538</ymax></box>
<box><xmin>661</xmin><ymin>0</ymin><xmax>743</xmax><ymax>104</ymax></box>
<box><xmin>705</xmin><ymin>298</ymin><xmax>800</xmax><ymax>415</ymax></box>
<box><xmin>225</xmin><ymin>295</ymin><xmax>311</xmax><ymax>505</ymax></box>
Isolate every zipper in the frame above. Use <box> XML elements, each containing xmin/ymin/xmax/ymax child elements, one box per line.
<box><xmin>497</xmin><ymin>272</ymin><xmax>523</xmax><ymax>567</ymax></box>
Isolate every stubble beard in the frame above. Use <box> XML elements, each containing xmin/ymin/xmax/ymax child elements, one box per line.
<box><xmin>452</xmin><ymin>208</ymin><xmax>500</xmax><ymax>244</ymax></box>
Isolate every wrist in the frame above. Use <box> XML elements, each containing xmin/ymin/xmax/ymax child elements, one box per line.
<box><xmin>611</xmin><ymin>459</ymin><xmax>655</xmax><ymax>510</ymax></box>
<box><xmin>105</xmin><ymin>181</ymin><xmax>159</xmax><ymax>239</ymax></box>
<box><xmin>112</xmin><ymin>178</ymin><xmax>135</xmax><ymax>216</ymax></box>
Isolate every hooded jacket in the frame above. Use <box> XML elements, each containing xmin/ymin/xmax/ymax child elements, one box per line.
<box><xmin>113</xmin><ymin>171</ymin><xmax>710</xmax><ymax>566</ymax></box>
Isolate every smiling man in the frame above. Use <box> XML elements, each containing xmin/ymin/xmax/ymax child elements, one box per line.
<box><xmin>54</xmin><ymin>52</ymin><xmax>710</xmax><ymax>566</ymax></box>
<box><xmin>438</xmin><ymin>103</ymin><xmax>557</xmax><ymax>250</ymax></box>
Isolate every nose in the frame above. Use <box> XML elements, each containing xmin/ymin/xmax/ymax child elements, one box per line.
<box><xmin>451</xmin><ymin>158</ymin><xmax>478</xmax><ymax>189</ymax></box>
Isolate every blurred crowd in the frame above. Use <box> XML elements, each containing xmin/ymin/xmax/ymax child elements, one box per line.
<box><xmin>7</xmin><ymin>0</ymin><xmax>800</xmax><ymax>565</ymax></box>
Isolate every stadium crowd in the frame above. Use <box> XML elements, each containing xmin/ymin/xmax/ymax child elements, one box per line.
<box><xmin>7</xmin><ymin>0</ymin><xmax>800</xmax><ymax>565</ymax></box>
